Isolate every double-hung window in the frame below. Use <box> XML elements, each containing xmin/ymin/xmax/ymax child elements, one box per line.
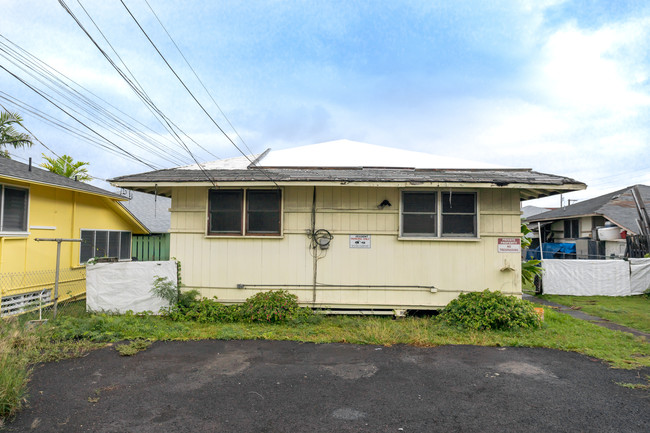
<box><xmin>0</xmin><ymin>184</ymin><xmax>28</xmax><ymax>234</ymax></box>
<box><xmin>208</xmin><ymin>189</ymin><xmax>282</xmax><ymax>236</ymax></box>
<box><xmin>80</xmin><ymin>230</ymin><xmax>132</xmax><ymax>263</ymax></box>
<box><xmin>401</xmin><ymin>190</ymin><xmax>477</xmax><ymax>238</ymax></box>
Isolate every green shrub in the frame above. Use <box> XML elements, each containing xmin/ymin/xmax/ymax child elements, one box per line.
<box><xmin>440</xmin><ymin>289</ymin><xmax>541</xmax><ymax>331</ymax></box>
<box><xmin>167</xmin><ymin>291</ymin><xmax>242</xmax><ymax>323</ymax></box>
<box><xmin>150</xmin><ymin>276</ymin><xmax>178</xmax><ymax>309</ymax></box>
<box><xmin>240</xmin><ymin>290</ymin><xmax>307</xmax><ymax>323</ymax></box>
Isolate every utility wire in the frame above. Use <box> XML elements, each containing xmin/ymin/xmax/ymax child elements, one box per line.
<box><xmin>119</xmin><ymin>0</ymin><xmax>279</xmax><ymax>188</ymax></box>
<box><xmin>0</xmin><ymin>64</ymin><xmax>159</xmax><ymax>169</ymax></box>
<box><xmin>72</xmin><ymin>1</ymin><xmax>218</xmax><ymax>162</ymax></box>
<box><xmin>143</xmin><ymin>0</ymin><xmax>256</xmax><ymax>157</ymax></box>
<box><xmin>60</xmin><ymin>0</ymin><xmax>216</xmax><ymax>186</ymax></box>
<box><xmin>0</xmin><ymin>35</ymin><xmax>192</xmax><ymax>165</ymax></box>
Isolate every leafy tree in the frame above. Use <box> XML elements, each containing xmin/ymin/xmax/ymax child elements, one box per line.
<box><xmin>0</xmin><ymin>111</ymin><xmax>33</xmax><ymax>157</ymax></box>
<box><xmin>39</xmin><ymin>153</ymin><xmax>92</xmax><ymax>182</ymax></box>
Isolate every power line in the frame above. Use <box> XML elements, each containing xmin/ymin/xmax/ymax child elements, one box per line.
<box><xmin>60</xmin><ymin>0</ymin><xmax>216</xmax><ymax>186</ymax></box>
<box><xmin>0</xmin><ymin>35</ymin><xmax>194</xmax><ymax>166</ymax></box>
<box><xmin>143</xmin><ymin>0</ymin><xmax>256</xmax><ymax>158</ymax></box>
<box><xmin>0</xmin><ymin>64</ymin><xmax>159</xmax><ymax>169</ymax></box>
<box><xmin>118</xmin><ymin>0</ymin><xmax>279</xmax><ymax>188</ymax></box>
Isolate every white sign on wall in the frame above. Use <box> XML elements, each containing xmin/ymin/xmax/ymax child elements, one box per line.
<box><xmin>498</xmin><ymin>238</ymin><xmax>521</xmax><ymax>253</ymax></box>
<box><xmin>349</xmin><ymin>234</ymin><xmax>371</xmax><ymax>249</ymax></box>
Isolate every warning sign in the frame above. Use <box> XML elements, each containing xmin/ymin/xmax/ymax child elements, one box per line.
<box><xmin>349</xmin><ymin>234</ymin><xmax>371</xmax><ymax>249</ymax></box>
<box><xmin>498</xmin><ymin>238</ymin><xmax>521</xmax><ymax>253</ymax></box>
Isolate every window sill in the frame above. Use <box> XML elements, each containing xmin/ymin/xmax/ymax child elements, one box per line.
<box><xmin>398</xmin><ymin>236</ymin><xmax>481</xmax><ymax>242</ymax></box>
<box><xmin>205</xmin><ymin>234</ymin><xmax>284</xmax><ymax>239</ymax></box>
<box><xmin>0</xmin><ymin>231</ymin><xmax>30</xmax><ymax>238</ymax></box>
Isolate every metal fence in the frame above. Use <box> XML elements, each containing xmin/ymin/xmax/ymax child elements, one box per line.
<box><xmin>0</xmin><ymin>268</ymin><xmax>86</xmax><ymax>319</ymax></box>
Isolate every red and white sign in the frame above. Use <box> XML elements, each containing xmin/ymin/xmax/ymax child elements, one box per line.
<box><xmin>497</xmin><ymin>238</ymin><xmax>521</xmax><ymax>253</ymax></box>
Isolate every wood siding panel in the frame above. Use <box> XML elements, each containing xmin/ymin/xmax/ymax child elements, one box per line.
<box><xmin>171</xmin><ymin>185</ymin><xmax>522</xmax><ymax>308</ymax></box>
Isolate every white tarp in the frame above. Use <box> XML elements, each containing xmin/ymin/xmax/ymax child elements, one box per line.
<box><xmin>542</xmin><ymin>259</ymin><xmax>631</xmax><ymax>296</ymax></box>
<box><xmin>86</xmin><ymin>261</ymin><xmax>177</xmax><ymax>313</ymax></box>
<box><xmin>629</xmin><ymin>258</ymin><xmax>650</xmax><ymax>296</ymax></box>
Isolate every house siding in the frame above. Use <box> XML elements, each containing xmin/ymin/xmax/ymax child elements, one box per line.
<box><xmin>0</xmin><ymin>181</ymin><xmax>144</xmax><ymax>273</ymax></box>
<box><xmin>170</xmin><ymin>185</ymin><xmax>522</xmax><ymax>310</ymax></box>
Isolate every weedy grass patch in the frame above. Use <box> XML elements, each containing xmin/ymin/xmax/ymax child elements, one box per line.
<box><xmin>539</xmin><ymin>294</ymin><xmax>650</xmax><ymax>333</ymax></box>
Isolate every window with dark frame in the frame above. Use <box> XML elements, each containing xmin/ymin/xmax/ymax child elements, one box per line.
<box><xmin>208</xmin><ymin>189</ymin><xmax>282</xmax><ymax>236</ymax></box>
<box><xmin>80</xmin><ymin>230</ymin><xmax>132</xmax><ymax>263</ymax></box>
<box><xmin>564</xmin><ymin>219</ymin><xmax>579</xmax><ymax>239</ymax></box>
<box><xmin>441</xmin><ymin>192</ymin><xmax>477</xmax><ymax>237</ymax></box>
<box><xmin>0</xmin><ymin>185</ymin><xmax>28</xmax><ymax>233</ymax></box>
<box><xmin>208</xmin><ymin>189</ymin><xmax>243</xmax><ymax>235</ymax></box>
<box><xmin>401</xmin><ymin>190</ymin><xmax>478</xmax><ymax>238</ymax></box>
<box><xmin>401</xmin><ymin>191</ymin><xmax>437</xmax><ymax>236</ymax></box>
<box><xmin>246</xmin><ymin>190</ymin><xmax>282</xmax><ymax>234</ymax></box>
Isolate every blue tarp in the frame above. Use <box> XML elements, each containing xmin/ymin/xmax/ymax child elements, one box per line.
<box><xmin>526</xmin><ymin>243</ymin><xmax>576</xmax><ymax>260</ymax></box>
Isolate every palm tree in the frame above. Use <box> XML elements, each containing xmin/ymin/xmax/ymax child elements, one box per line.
<box><xmin>40</xmin><ymin>153</ymin><xmax>92</xmax><ymax>182</ymax></box>
<box><xmin>0</xmin><ymin>111</ymin><xmax>32</xmax><ymax>156</ymax></box>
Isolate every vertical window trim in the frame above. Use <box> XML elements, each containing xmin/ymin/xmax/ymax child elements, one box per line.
<box><xmin>400</xmin><ymin>189</ymin><xmax>479</xmax><ymax>239</ymax></box>
<box><xmin>0</xmin><ymin>184</ymin><xmax>30</xmax><ymax>234</ymax></box>
<box><xmin>207</xmin><ymin>188</ymin><xmax>283</xmax><ymax>237</ymax></box>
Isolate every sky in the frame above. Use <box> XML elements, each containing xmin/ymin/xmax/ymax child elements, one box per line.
<box><xmin>1</xmin><ymin>0</ymin><xmax>649</xmax><ymax>208</ymax></box>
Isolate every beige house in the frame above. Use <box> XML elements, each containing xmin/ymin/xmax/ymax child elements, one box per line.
<box><xmin>111</xmin><ymin>140</ymin><xmax>584</xmax><ymax>313</ymax></box>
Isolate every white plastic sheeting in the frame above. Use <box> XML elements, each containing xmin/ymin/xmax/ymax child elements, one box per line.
<box><xmin>86</xmin><ymin>261</ymin><xmax>177</xmax><ymax>313</ymax></box>
<box><xmin>629</xmin><ymin>258</ymin><xmax>650</xmax><ymax>296</ymax></box>
<box><xmin>542</xmin><ymin>259</ymin><xmax>631</xmax><ymax>296</ymax></box>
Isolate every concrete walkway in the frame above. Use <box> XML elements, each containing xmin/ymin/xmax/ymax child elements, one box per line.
<box><xmin>523</xmin><ymin>294</ymin><xmax>650</xmax><ymax>339</ymax></box>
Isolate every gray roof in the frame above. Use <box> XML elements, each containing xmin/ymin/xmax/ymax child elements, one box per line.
<box><xmin>119</xmin><ymin>190</ymin><xmax>171</xmax><ymax>233</ymax></box>
<box><xmin>111</xmin><ymin>167</ymin><xmax>582</xmax><ymax>197</ymax></box>
<box><xmin>0</xmin><ymin>156</ymin><xmax>123</xmax><ymax>199</ymax></box>
<box><xmin>521</xmin><ymin>205</ymin><xmax>556</xmax><ymax>220</ymax></box>
<box><xmin>526</xmin><ymin>185</ymin><xmax>650</xmax><ymax>234</ymax></box>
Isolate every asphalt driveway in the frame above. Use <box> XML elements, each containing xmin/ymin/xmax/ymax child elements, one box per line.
<box><xmin>8</xmin><ymin>341</ymin><xmax>650</xmax><ymax>432</ymax></box>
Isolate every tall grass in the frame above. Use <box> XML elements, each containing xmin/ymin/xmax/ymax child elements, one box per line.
<box><xmin>0</xmin><ymin>319</ymin><xmax>31</xmax><ymax>421</ymax></box>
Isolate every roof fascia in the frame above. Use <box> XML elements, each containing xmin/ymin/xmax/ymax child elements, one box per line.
<box><xmin>112</xmin><ymin>181</ymin><xmax>585</xmax><ymax>191</ymax></box>
<box><xmin>1</xmin><ymin>174</ymin><xmax>124</xmax><ymax>200</ymax></box>
<box><xmin>527</xmin><ymin>213</ymin><xmax>602</xmax><ymax>223</ymax></box>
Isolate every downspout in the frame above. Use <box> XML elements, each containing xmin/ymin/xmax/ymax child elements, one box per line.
<box><xmin>311</xmin><ymin>186</ymin><xmax>317</xmax><ymax>305</ymax></box>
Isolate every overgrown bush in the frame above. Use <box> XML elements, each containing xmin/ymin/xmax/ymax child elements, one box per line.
<box><xmin>0</xmin><ymin>319</ymin><xmax>31</xmax><ymax>421</ymax></box>
<box><xmin>167</xmin><ymin>290</ymin><xmax>242</xmax><ymax>323</ymax></box>
<box><xmin>440</xmin><ymin>289</ymin><xmax>541</xmax><ymax>331</ymax></box>
<box><xmin>240</xmin><ymin>290</ymin><xmax>310</xmax><ymax>323</ymax></box>
<box><xmin>150</xmin><ymin>276</ymin><xmax>178</xmax><ymax>309</ymax></box>
<box><xmin>167</xmin><ymin>289</ymin><xmax>312</xmax><ymax>324</ymax></box>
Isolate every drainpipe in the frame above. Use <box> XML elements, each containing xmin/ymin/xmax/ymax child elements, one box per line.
<box><xmin>311</xmin><ymin>187</ymin><xmax>317</xmax><ymax>305</ymax></box>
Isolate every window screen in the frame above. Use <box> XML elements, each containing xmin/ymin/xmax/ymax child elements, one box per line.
<box><xmin>80</xmin><ymin>230</ymin><xmax>131</xmax><ymax>263</ymax></box>
<box><xmin>564</xmin><ymin>219</ymin><xmax>579</xmax><ymax>239</ymax></box>
<box><xmin>401</xmin><ymin>191</ymin><xmax>437</xmax><ymax>236</ymax></box>
<box><xmin>208</xmin><ymin>190</ymin><xmax>243</xmax><ymax>234</ymax></box>
<box><xmin>246</xmin><ymin>190</ymin><xmax>281</xmax><ymax>234</ymax></box>
<box><xmin>1</xmin><ymin>186</ymin><xmax>28</xmax><ymax>232</ymax></box>
<box><xmin>120</xmin><ymin>231</ymin><xmax>131</xmax><ymax>260</ymax></box>
<box><xmin>441</xmin><ymin>192</ymin><xmax>476</xmax><ymax>237</ymax></box>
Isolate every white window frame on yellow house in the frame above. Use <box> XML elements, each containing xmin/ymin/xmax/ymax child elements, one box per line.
<box><xmin>206</xmin><ymin>187</ymin><xmax>283</xmax><ymax>238</ymax></box>
<box><xmin>79</xmin><ymin>229</ymin><xmax>132</xmax><ymax>264</ymax></box>
<box><xmin>0</xmin><ymin>183</ymin><xmax>30</xmax><ymax>237</ymax></box>
<box><xmin>399</xmin><ymin>189</ymin><xmax>478</xmax><ymax>239</ymax></box>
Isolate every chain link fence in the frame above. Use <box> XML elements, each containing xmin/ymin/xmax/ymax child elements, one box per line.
<box><xmin>0</xmin><ymin>268</ymin><xmax>86</xmax><ymax>319</ymax></box>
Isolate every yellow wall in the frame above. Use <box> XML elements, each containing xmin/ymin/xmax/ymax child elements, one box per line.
<box><xmin>170</xmin><ymin>185</ymin><xmax>523</xmax><ymax>310</ymax></box>
<box><xmin>0</xmin><ymin>179</ymin><xmax>144</xmax><ymax>274</ymax></box>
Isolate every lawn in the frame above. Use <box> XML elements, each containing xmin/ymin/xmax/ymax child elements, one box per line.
<box><xmin>538</xmin><ymin>294</ymin><xmax>650</xmax><ymax>333</ymax></box>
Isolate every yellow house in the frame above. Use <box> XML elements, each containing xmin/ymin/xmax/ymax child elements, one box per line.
<box><xmin>111</xmin><ymin>140</ymin><xmax>585</xmax><ymax>313</ymax></box>
<box><xmin>0</xmin><ymin>156</ymin><xmax>147</xmax><ymax>315</ymax></box>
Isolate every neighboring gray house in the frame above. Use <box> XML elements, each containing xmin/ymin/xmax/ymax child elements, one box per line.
<box><xmin>120</xmin><ymin>190</ymin><xmax>171</xmax><ymax>261</ymax></box>
<box><xmin>526</xmin><ymin>185</ymin><xmax>650</xmax><ymax>258</ymax></box>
